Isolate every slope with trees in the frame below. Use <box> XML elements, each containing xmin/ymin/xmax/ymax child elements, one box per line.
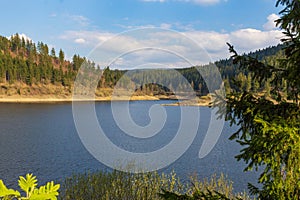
<box><xmin>0</xmin><ymin>32</ymin><xmax>285</xmax><ymax>100</ymax></box>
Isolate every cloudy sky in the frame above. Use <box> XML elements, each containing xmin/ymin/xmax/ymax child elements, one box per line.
<box><xmin>0</xmin><ymin>0</ymin><xmax>284</xmax><ymax>69</ymax></box>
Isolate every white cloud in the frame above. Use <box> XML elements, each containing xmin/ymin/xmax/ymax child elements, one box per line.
<box><xmin>229</xmin><ymin>28</ymin><xmax>283</xmax><ymax>52</ymax></box>
<box><xmin>61</xmin><ymin>28</ymin><xmax>282</xmax><ymax>68</ymax></box>
<box><xmin>115</xmin><ymin>21</ymin><xmax>197</xmax><ymax>32</ymax></box>
<box><xmin>160</xmin><ymin>23</ymin><xmax>172</xmax><ymax>29</ymax></box>
<box><xmin>140</xmin><ymin>0</ymin><xmax>225</xmax><ymax>5</ymax></box>
<box><xmin>8</xmin><ymin>33</ymin><xmax>33</xmax><ymax>42</ymax></box>
<box><xmin>142</xmin><ymin>0</ymin><xmax>166</xmax><ymax>2</ymax></box>
<box><xmin>115</xmin><ymin>23</ymin><xmax>156</xmax><ymax>29</ymax></box>
<box><xmin>50</xmin><ymin>13</ymin><xmax>57</xmax><ymax>17</ymax></box>
<box><xmin>19</xmin><ymin>33</ymin><xmax>32</xmax><ymax>42</ymax></box>
<box><xmin>179</xmin><ymin>0</ymin><xmax>221</xmax><ymax>5</ymax></box>
<box><xmin>74</xmin><ymin>38</ymin><xmax>86</xmax><ymax>44</ymax></box>
<box><xmin>60</xmin><ymin>15</ymin><xmax>283</xmax><ymax>69</ymax></box>
<box><xmin>67</xmin><ymin>14</ymin><xmax>91</xmax><ymax>27</ymax></box>
<box><xmin>186</xmin><ymin>28</ymin><xmax>283</xmax><ymax>60</ymax></box>
<box><xmin>263</xmin><ymin>13</ymin><xmax>280</xmax><ymax>31</ymax></box>
<box><xmin>186</xmin><ymin>31</ymin><xmax>229</xmax><ymax>51</ymax></box>
<box><xmin>60</xmin><ymin>30</ymin><xmax>114</xmax><ymax>46</ymax></box>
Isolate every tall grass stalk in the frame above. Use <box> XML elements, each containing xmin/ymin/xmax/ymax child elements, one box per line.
<box><xmin>60</xmin><ymin>170</ymin><xmax>252</xmax><ymax>200</ymax></box>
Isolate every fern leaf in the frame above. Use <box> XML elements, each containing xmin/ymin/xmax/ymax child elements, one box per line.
<box><xmin>30</xmin><ymin>181</ymin><xmax>60</xmax><ymax>200</ymax></box>
<box><xmin>18</xmin><ymin>173</ymin><xmax>38</xmax><ymax>195</ymax></box>
<box><xmin>0</xmin><ymin>180</ymin><xmax>21</xmax><ymax>198</ymax></box>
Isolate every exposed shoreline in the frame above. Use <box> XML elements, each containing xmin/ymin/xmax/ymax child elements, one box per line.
<box><xmin>0</xmin><ymin>95</ymin><xmax>175</xmax><ymax>103</ymax></box>
<box><xmin>0</xmin><ymin>94</ymin><xmax>212</xmax><ymax>106</ymax></box>
<box><xmin>0</xmin><ymin>83</ymin><xmax>212</xmax><ymax>105</ymax></box>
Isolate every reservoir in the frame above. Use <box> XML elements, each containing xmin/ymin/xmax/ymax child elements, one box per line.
<box><xmin>0</xmin><ymin>100</ymin><xmax>258</xmax><ymax>192</ymax></box>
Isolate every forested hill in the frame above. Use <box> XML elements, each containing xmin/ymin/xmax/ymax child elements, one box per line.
<box><xmin>217</xmin><ymin>44</ymin><xmax>284</xmax><ymax>66</ymax></box>
<box><xmin>0</xmin><ymin>33</ymin><xmax>98</xmax><ymax>97</ymax></box>
<box><xmin>0</xmin><ymin>34</ymin><xmax>88</xmax><ymax>87</ymax></box>
<box><xmin>0</xmin><ymin>33</ymin><xmax>284</xmax><ymax>98</ymax></box>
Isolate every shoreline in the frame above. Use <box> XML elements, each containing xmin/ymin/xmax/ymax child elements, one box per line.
<box><xmin>0</xmin><ymin>95</ymin><xmax>212</xmax><ymax>106</ymax></box>
<box><xmin>0</xmin><ymin>95</ymin><xmax>177</xmax><ymax>103</ymax></box>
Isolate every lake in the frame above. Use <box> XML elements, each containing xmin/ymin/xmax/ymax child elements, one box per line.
<box><xmin>0</xmin><ymin>100</ymin><xmax>259</xmax><ymax>192</ymax></box>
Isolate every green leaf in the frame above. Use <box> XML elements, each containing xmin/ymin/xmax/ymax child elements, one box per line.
<box><xmin>30</xmin><ymin>181</ymin><xmax>60</xmax><ymax>200</ymax></box>
<box><xmin>18</xmin><ymin>173</ymin><xmax>38</xmax><ymax>195</ymax></box>
<box><xmin>0</xmin><ymin>180</ymin><xmax>21</xmax><ymax>198</ymax></box>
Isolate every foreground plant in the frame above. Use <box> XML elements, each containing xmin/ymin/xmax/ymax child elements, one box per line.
<box><xmin>61</xmin><ymin>170</ymin><xmax>185</xmax><ymax>200</ymax></box>
<box><xmin>0</xmin><ymin>174</ymin><xmax>60</xmax><ymax>200</ymax></box>
<box><xmin>159</xmin><ymin>174</ymin><xmax>251</xmax><ymax>200</ymax></box>
<box><xmin>61</xmin><ymin>170</ymin><xmax>251</xmax><ymax>200</ymax></box>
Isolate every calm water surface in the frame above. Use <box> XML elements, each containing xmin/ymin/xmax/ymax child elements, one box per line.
<box><xmin>0</xmin><ymin>101</ymin><xmax>258</xmax><ymax>192</ymax></box>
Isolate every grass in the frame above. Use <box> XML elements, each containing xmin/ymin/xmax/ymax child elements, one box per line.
<box><xmin>59</xmin><ymin>170</ymin><xmax>252</xmax><ymax>200</ymax></box>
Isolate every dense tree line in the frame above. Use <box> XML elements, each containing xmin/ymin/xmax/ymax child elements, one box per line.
<box><xmin>216</xmin><ymin>44</ymin><xmax>287</xmax><ymax>96</ymax></box>
<box><xmin>121</xmin><ymin>45</ymin><xmax>285</xmax><ymax>96</ymax></box>
<box><xmin>0</xmin><ymin>34</ymin><xmax>85</xmax><ymax>87</ymax></box>
<box><xmin>0</xmin><ymin>33</ymin><xmax>285</xmax><ymax>96</ymax></box>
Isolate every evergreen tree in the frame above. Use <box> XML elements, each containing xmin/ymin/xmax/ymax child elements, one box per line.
<box><xmin>264</xmin><ymin>79</ymin><xmax>271</xmax><ymax>98</ymax></box>
<box><xmin>245</xmin><ymin>73</ymin><xmax>252</xmax><ymax>92</ymax></box>
<box><xmin>218</xmin><ymin>1</ymin><xmax>300</xmax><ymax>199</ymax></box>
<box><xmin>50</xmin><ymin>48</ymin><xmax>56</xmax><ymax>58</ymax></box>
<box><xmin>253</xmin><ymin>79</ymin><xmax>260</xmax><ymax>93</ymax></box>
<box><xmin>59</xmin><ymin>49</ymin><xmax>64</xmax><ymax>64</ymax></box>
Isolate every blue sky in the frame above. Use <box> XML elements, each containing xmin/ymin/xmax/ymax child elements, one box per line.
<box><xmin>0</xmin><ymin>0</ymin><xmax>284</xmax><ymax>68</ymax></box>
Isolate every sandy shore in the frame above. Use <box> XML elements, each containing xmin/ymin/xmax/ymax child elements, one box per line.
<box><xmin>161</xmin><ymin>95</ymin><xmax>212</xmax><ymax>107</ymax></box>
<box><xmin>0</xmin><ymin>95</ymin><xmax>170</xmax><ymax>103</ymax></box>
<box><xmin>0</xmin><ymin>95</ymin><xmax>211</xmax><ymax>106</ymax></box>
<box><xmin>161</xmin><ymin>100</ymin><xmax>211</xmax><ymax>107</ymax></box>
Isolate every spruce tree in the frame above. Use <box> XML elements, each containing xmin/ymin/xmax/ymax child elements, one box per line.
<box><xmin>59</xmin><ymin>49</ymin><xmax>64</xmax><ymax>65</ymax></box>
<box><xmin>219</xmin><ymin>0</ymin><xmax>300</xmax><ymax>199</ymax></box>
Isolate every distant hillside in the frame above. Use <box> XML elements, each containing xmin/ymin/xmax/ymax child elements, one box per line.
<box><xmin>0</xmin><ymin>33</ymin><xmax>90</xmax><ymax>86</ymax></box>
<box><xmin>215</xmin><ymin>44</ymin><xmax>285</xmax><ymax>77</ymax></box>
<box><xmin>215</xmin><ymin>44</ymin><xmax>285</xmax><ymax>94</ymax></box>
<box><xmin>0</xmin><ymin>33</ymin><xmax>100</xmax><ymax>98</ymax></box>
<box><xmin>0</xmin><ymin>33</ymin><xmax>284</xmax><ymax>99</ymax></box>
